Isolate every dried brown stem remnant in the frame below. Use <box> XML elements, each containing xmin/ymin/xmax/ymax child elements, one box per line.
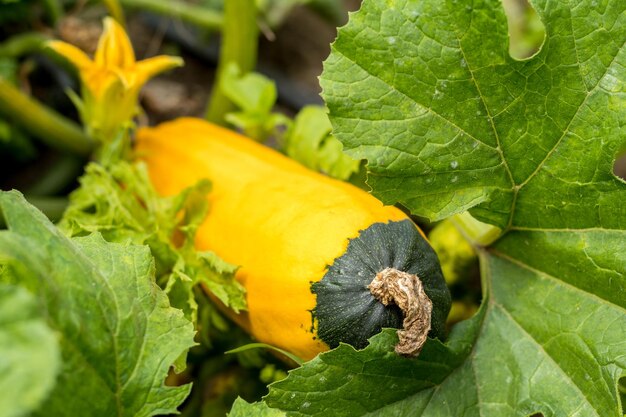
<box><xmin>368</xmin><ymin>267</ymin><xmax>433</xmax><ymax>357</ymax></box>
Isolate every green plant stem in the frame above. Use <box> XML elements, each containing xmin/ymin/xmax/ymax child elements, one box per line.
<box><xmin>307</xmin><ymin>0</ymin><xmax>347</xmax><ymax>25</ymax></box>
<box><xmin>41</xmin><ymin>0</ymin><xmax>63</xmax><ymax>25</ymax></box>
<box><xmin>449</xmin><ymin>212</ymin><xmax>502</xmax><ymax>247</ymax></box>
<box><xmin>0</xmin><ymin>33</ymin><xmax>49</xmax><ymax>58</ymax></box>
<box><xmin>25</xmin><ymin>155</ymin><xmax>85</xmax><ymax>196</ymax></box>
<box><xmin>205</xmin><ymin>0</ymin><xmax>258</xmax><ymax>124</ymax></box>
<box><xmin>226</xmin><ymin>343</ymin><xmax>303</xmax><ymax>366</ymax></box>
<box><xmin>0</xmin><ymin>79</ymin><xmax>93</xmax><ymax>156</ymax></box>
<box><xmin>119</xmin><ymin>0</ymin><xmax>223</xmax><ymax>31</ymax></box>
<box><xmin>428</xmin><ymin>219</ymin><xmax>477</xmax><ymax>285</ymax></box>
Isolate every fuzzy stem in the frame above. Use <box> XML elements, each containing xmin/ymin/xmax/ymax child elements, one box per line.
<box><xmin>119</xmin><ymin>0</ymin><xmax>223</xmax><ymax>31</ymax></box>
<box><xmin>0</xmin><ymin>79</ymin><xmax>93</xmax><ymax>156</ymax></box>
<box><xmin>41</xmin><ymin>0</ymin><xmax>63</xmax><ymax>25</ymax></box>
<box><xmin>25</xmin><ymin>155</ymin><xmax>85</xmax><ymax>196</ymax></box>
<box><xmin>205</xmin><ymin>0</ymin><xmax>258</xmax><ymax>124</ymax></box>
<box><xmin>0</xmin><ymin>33</ymin><xmax>49</xmax><ymax>58</ymax></box>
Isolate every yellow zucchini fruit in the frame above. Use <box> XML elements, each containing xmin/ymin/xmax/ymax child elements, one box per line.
<box><xmin>136</xmin><ymin>118</ymin><xmax>450</xmax><ymax>361</ymax></box>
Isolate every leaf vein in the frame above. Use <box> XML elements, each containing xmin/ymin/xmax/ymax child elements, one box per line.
<box><xmin>490</xmin><ymin>250</ymin><xmax>626</xmax><ymax>312</ymax></box>
<box><xmin>332</xmin><ymin>48</ymin><xmax>498</xmax><ymax>152</ymax></box>
<box><xmin>492</xmin><ymin>304</ymin><xmax>601</xmax><ymax>417</ymax></box>
<box><xmin>516</xmin><ymin>38</ymin><xmax>625</xmax><ymax>191</ymax></box>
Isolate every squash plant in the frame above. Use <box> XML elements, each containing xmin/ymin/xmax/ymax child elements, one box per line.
<box><xmin>0</xmin><ymin>0</ymin><xmax>623</xmax><ymax>416</ymax></box>
<box><xmin>136</xmin><ymin>118</ymin><xmax>451</xmax><ymax>361</ymax></box>
<box><xmin>237</xmin><ymin>0</ymin><xmax>626</xmax><ymax>415</ymax></box>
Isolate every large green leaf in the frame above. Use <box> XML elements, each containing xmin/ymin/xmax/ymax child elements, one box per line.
<box><xmin>321</xmin><ymin>0</ymin><xmax>625</xmax><ymax>228</ymax></box>
<box><xmin>0</xmin><ymin>284</ymin><xmax>60</xmax><ymax>417</ymax></box>
<box><xmin>0</xmin><ymin>191</ymin><xmax>195</xmax><ymax>417</ymax></box>
<box><xmin>256</xmin><ymin>0</ymin><xmax>626</xmax><ymax>415</ymax></box>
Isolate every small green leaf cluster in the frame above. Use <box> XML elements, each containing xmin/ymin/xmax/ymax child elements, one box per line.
<box><xmin>221</xmin><ymin>65</ymin><xmax>359</xmax><ymax>180</ymax></box>
<box><xmin>60</xmin><ymin>161</ymin><xmax>247</xmax><ymax>326</ymax></box>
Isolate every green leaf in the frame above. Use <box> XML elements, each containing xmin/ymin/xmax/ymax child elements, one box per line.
<box><xmin>229</xmin><ymin>397</ymin><xmax>286</xmax><ymax>417</ymax></box>
<box><xmin>267</xmin><ymin>250</ymin><xmax>626</xmax><ymax>417</ymax></box>
<box><xmin>321</xmin><ymin>0</ymin><xmax>625</xmax><ymax>229</ymax></box>
<box><xmin>60</xmin><ymin>161</ymin><xmax>247</xmax><ymax>325</ymax></box>
<box><xmin>222</xmin><ymin>63</ymin><xmax>277</xmax><ymax>115</ymax></box>
<box><xmin>264</xmin><ymin>316</ymin><xmax>480</xmax><ymax>416</ymax></box>
<box><xmin>0</xmin><ymin>190</ymin><xmax>195</xmax><ymax>417</ymax></box>
<box><xmin>0</xmin><ymin>283</ymin><xmax>60</xmax><ymax>417</ymax></box>
<box><xmin>221</xmin><ymin>63</ymin><xmax>291</xmax><ymax>142</ymax></box>
<box><xmin>285</xmin><ymin>106</ymin><xmax>360</xmax><ymax>180</ymax></box>
<box><xmin>259</xmin><ymin>0</ymin><xmax>626</xmax><ymax>416</ymax></box>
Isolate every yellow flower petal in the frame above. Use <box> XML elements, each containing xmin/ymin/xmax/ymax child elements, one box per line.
<box><xmin>95</xmin><ymin>17</ymin><xmax>136</xmax><ymax>69</ymax></box>
<box><xmin>47</xmin><ymin>41</ymin><xmax>94</xmax><ymax>72</ymax></box>
<box><xmin>134</xmin><ymin>55</ymin><xmax>184</xmax><ymax>88</ymax></box>
<box><xmin>50</xmin><ymin>16</ymin><xmax>182</xmax><ymax>141</ymax></box>
<box><xmin>84</xmin><ymin>69</ymin><xmax>123</xmax><ymax>98</ymax></box>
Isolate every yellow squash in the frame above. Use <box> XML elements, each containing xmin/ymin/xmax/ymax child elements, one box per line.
<box><xmin>135</xmin><ymin>118</ymin><xmax>447</xmax><ymax>361</ymax></box>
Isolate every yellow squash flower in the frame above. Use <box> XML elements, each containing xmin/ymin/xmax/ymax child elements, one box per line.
<box><xmin>48</xmin><ymin>17</ymin><xmax>183</xmax><ymax>141</ymax></box>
